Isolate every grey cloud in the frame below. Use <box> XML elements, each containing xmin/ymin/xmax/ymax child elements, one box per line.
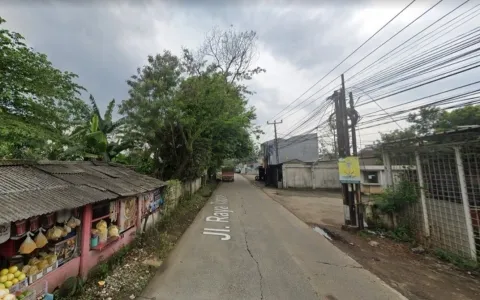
<box><xmin>1</xmin><ymin>2</ymin><xmax>159</xmax><ymax>116</ymax></box>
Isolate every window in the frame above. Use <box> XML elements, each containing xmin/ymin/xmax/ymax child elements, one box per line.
<box><xmin>364</xmin><ymin>171</ymin><xmax>379</xmax><ymax>184</ymax></box>
<box><xmin>91</xmin><ymin>200</ymin><xmax>120</xmax><ymax>249</ymax></box>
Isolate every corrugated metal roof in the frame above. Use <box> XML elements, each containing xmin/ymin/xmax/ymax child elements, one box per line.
<box><xmin>0</xmin><ymin>160</ymin><xmax>167</xmax><ymax>223</ymax></box>
<box><xmin>0</xmin><ymin>185</ymin><xmax>117</xmax><ymax>224</ymax></box>
<box><xmin>0</xmin><ymin>166</ymin><xmax>69</xmax><ymax>194</ymax></box>
<box><xmin>36</xmin><ymin>164</ymin><xmax>86</xmax><ymax>174</ymax></box>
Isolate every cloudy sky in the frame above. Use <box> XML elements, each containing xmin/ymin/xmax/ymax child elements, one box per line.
<box><xmin>2</xmin><ymin>0</ymin><xmax>479</xmax><ymax>148</ymax></box>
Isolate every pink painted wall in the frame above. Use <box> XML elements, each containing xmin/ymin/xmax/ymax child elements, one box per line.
<box><xmin>79</xmin><ymin>202</ymin><xmax>139</xmax><ymax>279</ymax></box>
<box><xmin>29</xmin><ymin>257</ymin><xmax>80</xmax><ymax>294</ymax></box>
<box><xmin>81</xmin><ymin>227</ymin><xmax>137</xmax><ymax>277</ymax></box>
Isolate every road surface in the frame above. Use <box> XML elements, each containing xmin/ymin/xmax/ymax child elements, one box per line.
<box><xmin>141</xmin><ymin>175</ymin><xmax>407</xmax><ymax>300</ymax></box>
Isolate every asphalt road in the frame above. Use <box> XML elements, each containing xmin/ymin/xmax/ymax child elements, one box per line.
<box><xmin>141</xmin><ymin>174</ymin><xmax>407</xmax><ymax>300</ymax></box>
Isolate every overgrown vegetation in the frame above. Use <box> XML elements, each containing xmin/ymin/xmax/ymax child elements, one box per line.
<box><xmin>433</xmin><ymin>248</ymin><xmax>479</xmax><ymax>271</ymax></box>
<box><xmin>1</xmin><ymin>17</ymin><xmax>262</xmax><ymax>180</ymax></box>
<box><xmin>374</xmin><ymin>174</ymin><xmax>418</xmax><ymax>231</ymax></box>
<box><xmin>375</xmin><ymin>177</ymin><xmax>418</xmax><ymax>216</ymax></box>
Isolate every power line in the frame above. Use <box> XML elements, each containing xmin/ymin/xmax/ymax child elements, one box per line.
<box><xmin>278</xmin><ymin>0</ymin><xmax>450</xmax><ymax>125</ymax></box>
<box><xmin>361</xmin><ymin>80</ymin><xmax>480</xmax><ymax>118</ymax></box>
<box><xmin>269</xmin><ymin>0</ymin><xmax>417</xmax><ymax>122</ymax></box>
<box><xmin>345</xmin><ymin>0</ymin><xmax>471</xmax><ymax>87</ymax></box>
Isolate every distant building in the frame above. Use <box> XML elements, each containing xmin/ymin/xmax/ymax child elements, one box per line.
<box><xmin>261</xmin><ymin>133</ymin><xmax>319</xmax><ymax>166</ymax></box>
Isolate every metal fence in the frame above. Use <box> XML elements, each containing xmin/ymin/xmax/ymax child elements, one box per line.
<box><xmin>382</xmin><ymin>130</ymin><xmax>480</xmax><ymax>261</ymax></box>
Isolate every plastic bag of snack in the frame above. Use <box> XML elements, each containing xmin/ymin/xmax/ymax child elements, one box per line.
<box><xmin>96</xmin><ymin>220</ymin><xmax>107</xmax><ymax>230</ymax></box>
<box><xmin>98</xmin><ymin>227</ymin><xmax>108</xmax><ymax>243</ymax></box>
<box><xmin>34</xmin><ymin>230</ymin><xmax>48</xmax><ymax>248</ymax></box>
<box><xmin>19</xmin><ymin>233</ymin><xmax>37</xmax><ymax>254</ymax></box>
<box><xmin>108</xmin><ymin>225</ymin><xmax>119</xmax><ymax>237</ymax></box>
<box><xmin>47</xmin><ymin>226</ymin><xmax>63</xmax><ymax>240</ymax></box>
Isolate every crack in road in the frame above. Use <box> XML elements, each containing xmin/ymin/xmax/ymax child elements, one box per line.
<box><xmin>316</xmin><ymin>260</ymin><xmax>363</xmax><ymax>269</ymax></box>
<box><xmin>240</xmin><ymin>200</ymin><xmax>264</xmax><ymax>300</ymax></box>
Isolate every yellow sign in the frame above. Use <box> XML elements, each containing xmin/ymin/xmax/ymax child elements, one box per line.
<box><xmin>338</xmin><ymin>156</ymin><xmax>361</xmax><ymax>183</ymax></box>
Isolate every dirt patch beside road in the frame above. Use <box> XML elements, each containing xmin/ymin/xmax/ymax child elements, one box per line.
<box><xmin>244</xmin><ymin>174</ymin><xmax>344</xmax><ymax>227</ymax></box>
<box><xmin>244</xmin><ymin>174</ymin><xmax>480</xmax><ymax>300</ymax></box>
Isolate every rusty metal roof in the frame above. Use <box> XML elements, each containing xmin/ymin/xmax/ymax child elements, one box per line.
<box><xmin>0</xmin><ymin>166</ymin><xmax>69</xmax><ymax>194</ymax></box>
<box><xmin>0</xmin><ymin>161</ymin><xmax>166</xmax><ymax>223</ymax></box>
<box><xmin>0</xmin><ymin>185</ymin><xmax>118</xmax><ymax>224</ymax></box>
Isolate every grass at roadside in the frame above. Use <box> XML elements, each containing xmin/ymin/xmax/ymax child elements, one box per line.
<box><xmin>68</xmin><ymin>181</ymin><xmax>217</xmax><ymax>300</ymax></box>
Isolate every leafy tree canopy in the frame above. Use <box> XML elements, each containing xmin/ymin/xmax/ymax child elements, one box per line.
<box><xmin>0</xmin><ymin>17</ymin><xmax>89</xmax><ymax>159</ymax></box>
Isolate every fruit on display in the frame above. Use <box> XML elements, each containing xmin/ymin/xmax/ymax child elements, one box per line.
<box><xmin>0</xmin><ymin>266</ymin><xmax>27</xmax><ymax>291</ymax></box>
<box><xmin>3</xmin><ymin>293</ymin><xmax>16</xmax><ymax>300</ymax></box>
<box><xmin>0</xmin><ymin>289</ymin><xmax>9</xmax><ymax>298</ymax></box>
<box><xmin>21</xmin><ymin>254</ymin><xmax>57</xmax><ymax>277</ymax></box>
<box><xmin>15</xmin><ymin>289</ymin><xmax>33</xmax><ymax>300</ymax></box>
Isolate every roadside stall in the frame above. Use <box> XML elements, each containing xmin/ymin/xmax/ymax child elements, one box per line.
<box><xmin>0</xmin><ymin>209</ymin><xmax>82</xmax><ymax>299</ymax></box>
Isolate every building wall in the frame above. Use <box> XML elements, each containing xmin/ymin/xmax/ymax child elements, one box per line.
<box><xmin>264</xmin><ymin>134</ymin><xmax>319</xmax><ymax>165</ymax></box>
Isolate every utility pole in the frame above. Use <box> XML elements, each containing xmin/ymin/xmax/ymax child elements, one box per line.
<box><xmin>340</xmin><ymin>74</ymin><xmax>356</xmax><ymax>227</ymax></box>
<box><xmin>349</xmin><ymin>91</ymin><xmax>364</xmax><ymax>229</ymax></box>
<box><xmin>267</xmin><ymin>120</ymin><xmax>283</xmax><ymax>187</ymax></box>
<box><xmin>267</xmin><ymin>120</ymin><xmax>282</xmax><ymax>165</ymax></box>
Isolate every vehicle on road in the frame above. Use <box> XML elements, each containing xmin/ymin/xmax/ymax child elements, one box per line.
<box><xmin>221</xmin><ymin>167</ymin><xmax>235</xmax><ymax>182</ymax></box>
<box><xmin>235</xmin><ymin>168</ymin><xmax>241</xmax><ymax>173</ymax></box>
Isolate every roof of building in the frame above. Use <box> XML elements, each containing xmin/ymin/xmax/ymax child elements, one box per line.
<box><xmin>0</xmin><ymin>160</ymin><xmax>166</xmax><ymax>224</ymax></box>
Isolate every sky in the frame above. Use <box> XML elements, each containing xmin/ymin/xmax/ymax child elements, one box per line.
<box><xmin>2</xmin><ymin>0</ymin><xmax>479</xmax><ymax>149</ymax></box>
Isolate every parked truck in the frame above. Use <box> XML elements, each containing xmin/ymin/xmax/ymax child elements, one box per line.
<box><xmin>221</xmin><ymin>167</ymin><xmax>235</xmax><ymax>182</ymax></box>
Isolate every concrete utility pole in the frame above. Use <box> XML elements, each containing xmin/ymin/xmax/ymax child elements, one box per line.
<box><xmin>337</xmin><ymin>74</ymin><xmax>356</xmax><ymax>227</ymax></box>
<box><xmin>349</xmin><ymin>91</ymin><xmax>364</xmax><ymax>229</ymax></box>
<box><xmin>267</xmin><ymin>120</ymin><xmax>283</xmax><ymax>165</ymax></box>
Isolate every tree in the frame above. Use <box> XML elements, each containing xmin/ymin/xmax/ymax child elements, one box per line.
<box><xmin>407</xmin><ymin>107</ymin><xmax>442</xmax><ymax>136</ymax></box>
<box><xmin>0</xmin><ymin>17</ymin><xmax>89</xmax><ymax>159</ymax></box>
<box><xmin>119</xmin><ymin>27</ymin><xmax>264</xmax><ymax>180</ymax></box>
<box><xmin>379</xmin><ymin>128</ymin><xmax>417</xmax><ymax>143</ymax></box>
<box><xmin>119</xmin><ymin>51</ymin><xmax>184</xmax><ymax>178</ymax></box>
<box><xmin>436</xmin><ymin>105</ymin><xmax>480</xmax><ymax>130</ymax></box>
<box><xmin>199</xmin><ymin>26</ymin><xmax>265</xmax><ymax>83</ymax></box>
<box><xmin>67</xmin><ymin>95</ymin><xmax>130</xmax><ymax>161</ymax></box>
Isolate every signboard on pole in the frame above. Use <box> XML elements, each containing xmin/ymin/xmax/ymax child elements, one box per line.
<box><xmin>338</xmin><ymin>156</ymin><xmax>361</xmax><ymax>183</ymax></box>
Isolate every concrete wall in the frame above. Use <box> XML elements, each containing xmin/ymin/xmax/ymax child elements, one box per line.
<box><xmin>313</xmin><ymin>161</ymin><xmax>341</xmax><ymax>189</ymax></box>
<box><xmin>283</xmin><ymin>161</ymin><xmax>406</xmax><ymax>192</ymax></box>
<box><xmin>282</xmin><ymin>161</ymin><xmax>341</xmax><ymax>189</ymax></box>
